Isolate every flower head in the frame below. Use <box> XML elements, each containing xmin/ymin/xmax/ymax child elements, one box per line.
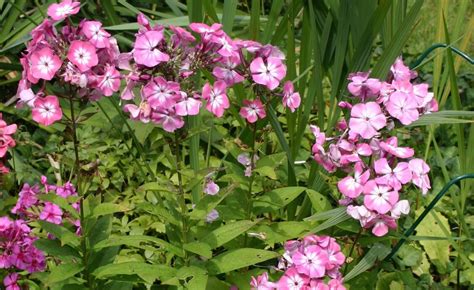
<box><xmin>282</xmin><ymin>81</ymin><xmax>301</xmax><ymax>112</ymax></box>
<box><xmin>47</xmin><ymin>0</ymin><xmax>80</xmax><ymax>21</ymax></box>
<box><xmin>29</xmin><ymin>47</ymin><xmax>62</xmax><ymax>81</ymax></box>
<box><xmin>348</xmin><ymin>102</ymin><xmax>386</xmax><ymax>139</ymax></box>
<box><xmin>32</xmin><ymin>96</ymin><xmax>63</xmax><ymax>126</ymax></box>
<box><xmin>67</xmin><ymin>40</ymin><xmax>98</xmax><ymax>72</ymax></box>
<box><xmin>133</xmin><ymin>30</ymin><xmax>169</xmax><ymax>67</ymax></box>
<box><xmin>250</xmin><ymin>57</ymin><xmax>286</xmax><ymax>90</ymax></box>
<box><xmin>240</xmin><ymin>99</ymin><xmax>266</xmax><ymax>123</ymax></box>
<box><xmin>202</xmin><ymin>81</ymin><xmax>229</xmax><ymax>118</ymax></box>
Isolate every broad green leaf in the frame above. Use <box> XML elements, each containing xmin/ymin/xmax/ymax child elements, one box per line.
<box><xmin>93</xmin><ymin>262</ymin><xmax>176</xmax><ymax>284</ymax></box>
<box><xmin>37</xmin><ymin>221</ymin><xmax>80</xmax><ymax>248</ymax></box>
<box><xmin>189</xmin><ymin>189</ymin><xmax>231</xmax><ymax>220</ymax></box>
<box><xmin>93</xmin><ymin>235</ymin><xmax>184</xmax><ymax>258</ymax></box>
<box><xmin>34</xmin><ymin>239</ymin><xmax>80</xmax><ymax>260</ymax></box>
<box><xmin>183</xmin><ymin>242</ymin><xmax>212</xmax><ymax>259</ymax></box>
<box><xmin>415</xmin><ymin>208</ymin><xmax>450</xmax><ymax>273</ymax></box>
<box><xmin>177</xmin><ymin>266</ymin><xmax>208</xmax><ymax>290</ymax></box>
<box><xmin>344</xmin><ymin>243</ymin><xmax>391</xmax><ymax>281</ymax></box>
<box><xmin>253</xmin><ymin>187</ymin><xmax>306</xmax><ymax>214</ymax></box>
<box><xmin>90</xmin><ymin>203</ymin><xmax>131</xmax><ymax>218</ymax></box>
<box><xmin>254</xmin><ymin>221</ymin><xmax>311</xmax><ymax>246</ymax></box>
<box><xmin>222</xmin><ymin>0</ymin><xmax>238</xmax><ymax>33</ymax></box>
<box><xmin>201</xmin><ymin>220</ymin><xmax>258</xmax><ymax>249</ymax></box>
<box><xmin>45</xmin><ymin>263</ymin><xmax>84</xmax><ymax>285</ymax></box>
<box><xmin>207</xmin><ymin>248</ymin><xmax>279</xmax><ymax>274</ymax></box>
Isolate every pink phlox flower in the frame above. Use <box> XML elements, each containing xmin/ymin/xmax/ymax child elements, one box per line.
<box><xmin>250</xmin><ymin>272</ymin><xmax>276</xmax><ymax>290</ymax></box>
<box><xmin>175</xmin><ymin>92</ymin><xmax>202</xmax><ymax>116</ymax></box>
<box><xmin>202</xmin><ymin>81</ymin><xmax>230</xmax><ymax>118</ymax></box>
<box><xmin>4</xmin><ymin>273</ymin><xmax>20</xmax><ymax>290</ymax></box>
<box><xmin>391</xmin><ymin>199</ymin><xmax>410</xmax><ymax>219</ymax></box>
<box><xmin>240</xmin><ymin>99</ymin><xmax>266</xmax><ymax>123</ymax></box>
<box><xmin>0</xmin><ymin>116</ymin><xmax>17</xmax><ymax>158</ymax></box>
<box><xmin>423</xmin><ymin>98</ymin><xmax>439</xmax><ymax>114</ymax></box>
<box><xmin>11</xmin><ymin>184</ymin><xmax>40</xmax><ymax>214</ymax></box>
<box><xmin>97</xmin><ymin>65</ymin><xmax>121</xmax><ymax>96</ymax></box>
<box><xmin>390</xmin><ymin>57</ymin><xmax>416</xmax><ymax>81</ymax></box>
<box><xmin>29</xmin><ymin>47</ymin><xmax>62</xmax><ymax>81</ymax></box>
<box><xmin>211</xmin><ymin>34</ymin><xmax>237</xmax><ymax>57</ymax></box>
<box><xmin>324</xmin><ymin>240</ymin><xmax>345</xmax><ymax>270</ymax></box>
<box><xmin>169</xmin><ymin>25</ymin><xmax>196</xmax><ymax>45</ymax></box>
<box><xmin>67</xmin><ymin>40</ymin><xmax>99</xmax><ymax>72</ymax></box>
<box><xmin>250</xmin><ymin>57</ymin><xmax>286</xmax><ymax>90</ymax></box>
<box><xmin>189</xmin><ymin>23</ymin><xmax>223</xmax><ymax>37</ymax></box>
<box><xmin>82</xmin><ymin>21</ymin><xmax>111</xmax><ymax>48</ymax></box>
<box><xmin>133</xmin><ymin>30</ymin><xmax>169</xmax><ymax>67</ymax></box>
<box><xmin>347</xmin><ymin>71</ymin><xmax>381</xmax><ymax>100</ymax></box>
<box><xmin>278</xmin><ymin>267</ymin><xmax>310</xmax><ymax>290</ymax></box>
<box><xmin>386</xmin><ymin>90</ymin><xmax>419</xmax><ymax>125</ymax></box>
<box><xmin>47</xmin><ymin>0</ymin><xmax>80</xmax><ymax>21</ymax></box>
<box><xmin>328</xmin><ymin>278</ymin><xmax>346</xmax><ymax>290</ymax></box>
<box><xmin>39</xmin><ymin>202</ymin><xmax>63</xmax><ymax>224</ymax></box>
<box><xmin>204</xmin><ymin>180</ymin><xmax>219</xmax><ymax>196</ymax></box>
<box><xmin>310</xmin><ymin>279</ymin><xmax>329</xmax><ymax>290</ymax></box>
<box><xmin>310</xmin><ymin>125</ymin><xmax>326</xmax><ymax>151</ymax></box>
<box><xmin>374</xmin><ymin>158</ymin><xmax>412</xmax><ymax>190</ymax></box>
<box><xmin>143</xmin><ymin>77</ymin><xmax>180</xmax><ymax>109</ymax></box>
<box><xmin>18</xmin><ymin>89</ymin><xmax>40</xmax><ymax>108</ymax></box>
<box><xmin>212</xmin><ymin>55</ymin><xmax>244</xmax><ymax>86</ymax></box>
<box><xmin>151</xmin><ymin>109</ymin><xmax>185</xmax><ymax>132</ymax></box>
<box><xmin>55</xmin><ymin>182</ymin><xmax>77</xmax><ymax>198</ymax></box>
<box><xmin>412</xmin><ymin>83</ymin><xmax>433</xmax><ymax>107</ymax></box>
<box><xmin>363</xmin><ymin>180</ymin><xmax>399</xmax><ymax>214</ymax></box>
<box><xmin>346</xmin><ymin>205</ymin><xmax>375</xmax><ymax>228</ymax></box>
<box><xmin>365</xmin><ymin>214</ymin><xmax>397</xmax><ymax>237</ymax></box>
<box><xmin>292</xmin><ymin>245</ymin><xmax>329</xmax><ymax>278</ymax></box>
<box><xmin>337</xmin><ymin>163</ymin><xmax>370</xmax><ymax>198</ymax></box>
<box><xmin>283</xmin><ymin>81</ymin><xmax>301</xmax><ymax>112</ymax></box>
<box><xmin>237</xmin><ymin>152</ymin><xmax>259</xmax><ymax>177</ymax></box>
<box><xmin>124</xmin><ymin>101</ymin><xmax>152</xmax><ymax>123</ymax></box>
<box><xmin>348</xmin><ymin>102</ymin><xmax>386</xmax><ymax>139</ymax></box>
<box><xmin>32</xmin><ymin>95</ymin><xmax>63</xmax><ymax>126</ymax></box>
<box><xmin>379</xmin><ymin>137</ymin><xmax>414</xmax><ymax>159</ymax></box>
<box><xmin>256</xmin><ymin>44</ymin><xmax>286</xmax><ymax>60</ymax></box>
<box><xmin>408</xmin><ymin>158</ymin><xmax>431</xmax><ymax>195</ymax></box>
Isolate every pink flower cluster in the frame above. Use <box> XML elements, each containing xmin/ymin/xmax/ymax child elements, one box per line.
<box><xmin>0</xmin><ymin>114</ymin><xmax>17</xmax><ymax>174</ymax></box>
<box><xmin>119</xmin><ymin>14</ymin><xmax>301</xmax><ymax>132</ymax></box>
<box><xmin>12</xmin><ymin>176</ymin><xmax>81</xmax><ymax>234</ymax></box>
<box><xmin>311</xmin><ymin>58</ymin><xmax>435</xmax><ymax>237</ymax></box>
<box><xmin>17</xmin><ymin>0</ymin><xmax>120</xmax><ymax>126</ymax></box>
<box><xmin>0</xmin><ymin>217</ymin><xmax>45</xmax><ymax>287</ymax></box>
<box><xmin>251</xmin><ymin>235</ymin><xmax>346</xmax><ymax>290</ymax></box>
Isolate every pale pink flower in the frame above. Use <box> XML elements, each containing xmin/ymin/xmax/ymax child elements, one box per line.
<box><xmin>32</xmin><ymin>96</ymin><xmax>63</xmax><ymax>126</ymax></box>
<box><xmin>202</xmin><ymin>81</ymin><xmax>229</xmax><ymax>118</ymax></box>
<box><xmin>175</xmin><ymin>93</ymin><xmax>202</xmax><ymax>116</ymax></box>
<box><xmin>391</xmin><ymin>200</ymin><xmax>410</xmax><ymax>219</ymax></box>
<box><xmin>240</xmin><ymin>99</ymin><xmax>266</xmax><ymax>123</ymax></box>
<box><xmin>348</xmin><ymin>102</ymin><xmax>386</xmax><ymax>139</ymax></box>
<box><xmin>363</xmin><ymin>180</ymin><xmax>399</xmax><ymax>214</ymax></box>
<box><xmin>324</xmin><ymin>240</ymin><xmax>345</xmax><ymax>270</ymax></box>
<box><xmin>374</xmin><ymin>159</ymin><xmax>412</xmax><ymax>190</ymax></box>
<box><xmin>328</xmin><ymin>279</ymin><xmax>346</xmax><ymax>290</ymax></box>
<box><xmin>347</xmin><ymin>72</ymin><xmax>381</xmax><ymax>99</ymax></box>
<box><xmin>310</xmin><ymin>280</ymin><xmax>329</xmax><ymax>290</ymax></box>
<box><xmin>390</xmin><ymin>57</ymin><xmax>415</xmax><ymax>81</ymax></box>
<box><xmin>337</xmin><ymin>163</ymin><xmax>370</xmax><ymax>198</ymax></box>
<box><xmin>250</xmin><ymin>272</ymin><xmax>276</xmax><ymax>290</ymax></box>
<box><xmin>47</xmin><ymin>0</ymin><xmax>80</xmax><ymax>20</ymax></box>
<box><xmin>292</xmin><ymin>245</ymin><xmax>328</xmax><ymax>278</ymax></box>
<box><xmin>250</xmin><ymin>57</ymin><xmax>286</xmax><ymax>90</ymax></box>
<box><xmin>124</xmin><ymin>101</ymin><xmax>152</xmax><ymax>123</ymax></box>
<box><xmin>412</xmin><ymin>84</ymin><xmax>433</xmax><ymax>107</ymax></box>
<box><xmin>366</xmin><ymin>214</ymin><xmax>397</xmax><ymax>237</ymax></box>
<box><xmin>386</xmin><ymin>91</ymin><xmax>419</xmax><ymax>125</ymax></box>
<box><xmin>408</xmin><ymin>158</ymin><xmax>431</xmax><ymax>195</ymax></box>
<box><xmin>379</xmin><ymin>137</ymin><xmax>414</xmax><ymax>158</ymax></box>
<box><xmin>29</xmin><ymin>47</ymin><xmax>62</xmax><ymax>81</ymax></box>
<box><xmin>189</xmin><ymin>23</ymin><xmax>223</xmax><ymax>35</ymax></box>
<box><xmin>97</xmin><ymin>65</ymin><xmax>121</xmax><ymax>96</ymax></box>
<box><xmin>204</xmin><ymin>180</ymin><xmax>219</xmax><ymax>195</ymax></box>
<box><xmin>278</xmin><ymin>267</ymin><xmax>309</xmax><ymax>290</ymax></box>
<box><xmin>283</xmin><ymin>81</ymin><xmax>301</xmax><ymax>112</ymax></box>
<box><xmin>39</xmin><ymin>202</ymin><xmax>63</xmax><ymax>224</ymax></box>
<box><xmin>133</xmin><ymin>30</ymin><xmax>169</xmax><ymax>67</ymax></box>
<box><xmin>206</xmin><ymin>209</ymin><xmax>219</xmax><ymax>223</ymax></box>
<box><xmin>82</xmin><ymin>21</ymin><xmax>111</xmax><ymax>48</ymax></box>
<box><xmin>67</xmin><ymin>40</ymin><xmax>98</xmax><ymax>72</ymax></box>
<box><xmin>151</xmin><ymin>110</ymin><xmax>184</xmax><ymax>132</ymax></box>
<box><xmin>18</xmin><ymin>89</ymin><xmax>39</xmax><ymax>108</ymax></box>
<box><xmin>143</xmin><ymin>77</ymin><xmax>180</xmax><ymax>108</ymax></box>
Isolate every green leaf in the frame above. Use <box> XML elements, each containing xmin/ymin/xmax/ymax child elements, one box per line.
<box><xmin>207</xmin><ymin>248</ymin><xmax>279</xmax><ymax>274</ymax></box>
<box><xmin>189</xmin><ymin>188</ymin><xmax>231</xmax><ymax>220</ymax></box>
<box><xmin>93</xmin><ymin>235</ymin><xmax>184</xmax><ymax>258</ymax></box>
<box><xmin>344</xmin><ymin>243</ymin><xmax>391</xmax><ymax>281</ymax></box>
<box><xmin>183</xmin><ymin>242</ymin><xmax>212</xmax><ymax>259</ymax></box>
<box><xmin>34</xmin><ymin>239</ymin><xmax>80</xmax><ymax>260</ymax></box>
<box><xmin>90</xmin><ymin>203</ymin><xmax>131</xmax><ymax>218</ymax></box>
<box><xmin>177</xmin><ymin>266</ymin><xmax>208</xmax><ymax>290</ymax></box>
<box><xmin>201</xmin><ymin>220</ymin><xmax>258</xmax><ymax>249</ymax></box>
<box><xmin>253</xmin><ymin>187</ymin><xmax>306</xmax><ymax>214</ymax></box>
<box><xmin>45</xmin><ymin>263</ymin><xmax>84</xmax><ymax>285</ymax></box>
<box><xmin>37</xmin><ymin>221</ymin><xmax>80</xmax><ymax>248</ymax></box>
<box><xmin>255</xmin><ymin>221</ymin><xmax>311</xmax><ymax>245</ymax></box>
<box><xmin>222</xmin><ymin>0</ymin><xmax>238</xmax><ymax>33</ymax></box>
<box><xmin>93</xmin><ymin>262</ymin><xmax>176</xmax><ymax>284</ymax></box>
<box><xmin>37</xmin><ymin>193</ymin><xmax>80</xmax><ymax>220</ymax></box>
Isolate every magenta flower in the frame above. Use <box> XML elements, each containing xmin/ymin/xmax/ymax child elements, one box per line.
<box><xmin>374</xmin><ymin>159</ymin><xmax>412</xmax><ymax>190</ymax></box>
<box><xmin>32</xmin><ymin>96</ymin><xmax>63</xmax><ymax>126</ymax></box>
<box><xmin>82</xmin><ymin>21</ymin><xmax>111</xmax><ymax>48</ymax></box>
<box><xmin>67</xmin><ymin>40</ymin><xmax>98</xmax><ymax>72</ymax></box>
<box><xmin>282</xmin><ymin>81</ymin><xmax>301</xmax><ymax>112</ymax></box>
<box><xmin>47</xmin><ymin>0</ymin><xmax>80</xmax><ymax>21</ymax></box>
<box><xmin>202</xmin><ymin>81</ymin><xmax>229</xmax><ymax>118</ymax></box>
<box><xmin>124</xmin><ymin>102</ymin><xmax>152</xmax><ymax>123</ymax></box>
<box><xmin>292</xmin><ymin>245</ymin><xmax>328</xmax><ymax>278</ymax></box>
<box><xmin>143</xmin><ymin>77</ymin><xmax>180</xmax><ymax>108</ymax></box>
<box><xmin>212</xmin><ymin>56</ymin><xmax>244</xmax><ymax>86</ymax></box>
<box><xmin>3</xmin><ymin>273</ymin><xmax>20</xmax><ymax>290</ymax></box>
<box><xmin>97</xmin><ymin>65</ymin><xmax>121</xmax><ymax>96</ymax></box>
<box><xmin>348</xmin><ymin>102</ymin><xmax>386</xmax><ymax>139</ymax></box>
<box><xmin>386</xmin><ymin>91</ymin><xmax>419</xmax><ymax>125</ymax></box>
<box><xmin>133</xmin><ymin>30</ymin><xmax>169</xmax><ymax>67</ymax></box>
<box><xmin>277</xmin><ymin>267</ymin><xmax>309</xmax><ymax>290</ymax></box>
<box><xmin>240</xmin><ymin>99</ymin><xmax>266</xmax><ymax>123</ymax></box>
<box><xmin>250</xmin><ymin>272</ymin><xmax>276</xmax><ymax>290</ymax></box>
<box><xmin>347</xmin><ymin>72</ymin><xmax>381</xmax><ymax>99</ymax></box>
<box><xmin>408</xmin><ymin>158</ymin><xmax>431</xmax><ymax>195</ymax></box>
<box><xmin>250</xmin><ymin>57</ymin><xmax>286</xmax><ymax>90</ymax></box>
<box><xmin>363</xmin><ymin>180</ymin><xmax>399</xmax><ymax>214</ymax></box>
<box><xmin>337</xmin><ymin>163</ymin><xmax>370</xmax><ymax>198</ymax></box>
<box><xmin>39</xmin><ymin>202</ymin><xmax>63</xmax><ymax>224</ymax></box>
<box><xmin>189</xmin><ymin>23</ymin><xmax>223</xmax><ymax>35</ymax></box>
<box><xmin>29</xmin><ymin>47</ymin><xmax>62</xmax><ymax>81</ymax></box>
<box><xmin>0</xmin><ymin>115</ymin><xmax>17</xmax><ymax>158</ymax></box>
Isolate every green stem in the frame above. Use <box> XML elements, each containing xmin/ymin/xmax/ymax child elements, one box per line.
<box><xmin>343</xmin><ymin>228</ymin><xmax>363</xmax><ymax>276</ymax></box>
<box><xmin>244</xmin><ymin>123</ymin><xmax>258</xmax><ymax>247</ymax></box>
<box><xmin>174</xmin><ymin>132</ymin><xmax>189</xmax><ymax>265</ymax></box>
